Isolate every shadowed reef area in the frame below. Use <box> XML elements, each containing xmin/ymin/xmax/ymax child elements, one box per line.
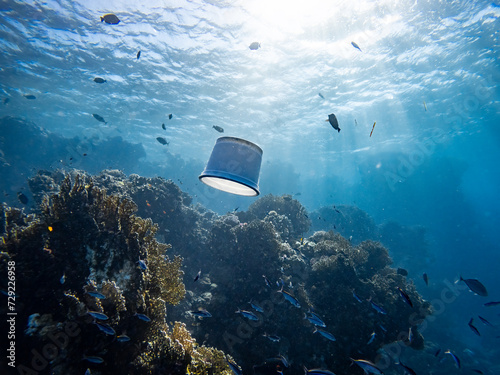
<box><xmin>1</xmin><ymin>170</ymin><xmax>431</xmax><ymax>375</ymax></box>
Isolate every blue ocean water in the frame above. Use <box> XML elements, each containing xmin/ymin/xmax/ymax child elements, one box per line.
<box><xmin>1</xmin><ymin>0</ymin><xmax>499</xmax><ymax>373</ymax></box>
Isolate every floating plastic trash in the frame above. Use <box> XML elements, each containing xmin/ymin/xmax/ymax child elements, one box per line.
<box><xmin>199</xmin><ymin>137</ymin><xmax>263</xmax><ymax>196</ymax></box>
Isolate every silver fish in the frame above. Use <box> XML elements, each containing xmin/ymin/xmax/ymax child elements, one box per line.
<box><xmin>313</xmin><ymin>327</ymin><xmax>336</xmax><ymax>342</ymax></box>
<box><xmin>279</xmin><ymin>288</ymin><xmax>301</xmax><ymax>308</ymax></box>
<box><xmin>235</xmin><ymin>308</ymin><xmax>259</xmax><ymax>321</ymax></box>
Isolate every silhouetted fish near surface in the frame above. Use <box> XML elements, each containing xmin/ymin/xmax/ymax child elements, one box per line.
<box><xmin>326</xmin><ymin>113</ymin><xmax>340</xmax><ymax>132</ymax></box>
<box><xmin>101</xmin><ymin>13</ymin><xmax>120</xmax><ymax>24</ymax></box>
<box><xmin>213</xmin><ymin>125</ymin><xmax>224</xmax><ymax>133</ymax></box>
<box><xmin>318</xmin><ymin>93</ymin><xmax>325</xmax><ymax>99</ymax></box>
<box><xmin>168</xmin><ymin>113</ymin><xmax>173</xmax><ymax>119</ymax></box>
<box><xmin>136</xmin><ymin>50</ymin><xmax>141</xmax><ymax>59</ymax></box>
<box><xmin>249</xmin><ymin>42</ymin><xmax>261</xmax><ymax>50</ymax></box>
<box><xmin>351</xmin><ymin>41</ymin><xmax>362</xmax><ymax>51</ymax></box>
<box><xmin>156</xmin><ymin>137</ymin><xmax>169</xmax><ymax>145</ymax></box>
<box><xmin>161</xmin><ymin>123</ymin><xmax>166</xmax><ymax>130</ymax></box>
<box><xmin>460</xmin><ymin>276</ymin><xmax>488</xmax><ymax>296</ymax></box>
<box><xmin>468</xmin><ymin>318</ymin><xmax>480</xmax><ymax>336</ymax></box>
<box><xmin>24</xmin><ymin>94</ymin><xmax>36</xmax><ymax>100</ymax></box>
<box><xmin>92</xmin><ymin>114</ymin><xmax>106</xmax><ymax>124</ymax></box>
<box><xmin>93</xmin><ymin>77</ymin><xmax>106</xmax><ymax>83</ymax></box>
<box><xmin>423</xmin><ymin>272</ymin><xmax>429</xmax><ymax>285</ymax></box>
<box><xmin>484</xmin><ymin>301</ymin><xmax>500</xmax><ymax>306</ymax></box>
<box><xmin>17</xmin><ymin>192</ymin><xmax>28</xmax><ymax>205</ymax></box>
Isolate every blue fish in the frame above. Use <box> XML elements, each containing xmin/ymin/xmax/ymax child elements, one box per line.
<box><xmin>250</xmin><ymin>300</ymin><xmax>264</xmax><ymax>313</ymax></box>
<box><xmin>135</xmin><ymin>313</ymin><xmax>151</xmax><ymax>322</ymax></box>
<box><xmin>397</xmin><ymin>287</ymin><xmax>413</xmax><ymax>308</ymax></box>
<box><xmin>235</xmin><ymin>308</ymin><xmax>259</xmax><ymax>321</ymax></box>
<box><xmin>279</xmin><ymin>288</ymin><xmax>301</xmax><ymax>308</ymax></box>
<box><xmin>263</xmin><ymin>275</ymin><xmax>271</xmax><ymax>287</ymax></box>
<box><xmin>227</xmin><ymin>359</ymin><xmax>242</xmax><ymax>375</ymax></box>
<box><xmin>367</xmin><ymin>331</ymin><xmax>376</xmax><ymax>344</ymax></box>
<box><xmin>83</xmin><ymin>355</ymin><xmax>104</xmax><ymax>364</ymax></box>
<box><xmin>95</xmin><ymin>323</ymin><xmax>115</xmax><ymax>336</ymax></box>
<box><xmin>468</xmin><ymin>318</ymin><xmax>480</xmax><ymax>336</ymax></box>
<box><xmin>138</xmin><ymin>259</ymin><xmax>147</xmax><ymax>270</ymax></box>
<box><xmin>85</xmin><ymin>369</ymin><xmax>92</xmax><ymax>375</ymax></box>
<box><xmin>313</xmin><ymin>327</ymin><xmax>336</xmax><ymax>342</ymax></box>
<box><xmin>304</xmin><ymin>312</ymin><xmax>326</xmax><ymax>328</ymax></box>
<box><xmin>116</xmin><ymin>335</ymin><xmax>130</xmax><ymax>342</ymax></box>
<box><xmin>88</xmin><ymin>311</ymin><xmax>108</xmax><ymax>320</ymax></box>
<box><xmin>190</xmin><ymin>309</ymin><xmax>212</xmax><ymax>318</ymax></box>
<box><xmin>445</xmin><ymin>350</ymin><xmax>461</xmax><ymax>369</ymax></box>
<box><xmin>351</xmin><ymin>41</ymin><xmax>362</xmax><ymax>52</ymax></box>
<box><xmin>478</xmin><ymin>315</ymin><xmax>494</xmax><ymax>327</ymax></box>
<box><xmin>350</xmin><ymin>359</ymin><xmax>383</xmax><ymax>374</ymax></box>
<box><xmin>353</xmin><ymin>291</ymin><xmax>363</xmax><ymax>303</ymax></box>
<box><xmin>370</xmin><ymin>300</ymin><xmax>387</xmax><ymax>314</ymax></box>
<box><xmin>262</xmin><ymin>333</ymin><xmax>280</xmax><ymax>342</ymax></box>
<box><xmin>304</xmin><ymin>367</ymin><xmax>336</xmax><ymax>375</ymax></box>
<box><xmin>87</xmin><ymin>291</ymin><xmax>106</xmax><ymax>299</ymax></box>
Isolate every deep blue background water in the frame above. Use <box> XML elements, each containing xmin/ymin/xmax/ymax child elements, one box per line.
<box><xmin>1</xmin><ymin>0</ymin><xmax>499</xmax><ymax>372</ymax></box>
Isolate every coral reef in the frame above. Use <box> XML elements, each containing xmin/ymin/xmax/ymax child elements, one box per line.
<box><xmin>0</xmin><ymin>173</ymin><xmax>234</xmax><ymax>375</ymax></box>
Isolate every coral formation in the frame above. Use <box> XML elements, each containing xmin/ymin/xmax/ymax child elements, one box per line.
<box><xmin>0</xmin><ymin>173</ymin><xmax>235</xmax><ymax>375</ymax></box>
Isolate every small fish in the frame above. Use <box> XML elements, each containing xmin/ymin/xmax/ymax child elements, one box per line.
<box><xmin>87</xmin><ymin>291</ymin><xmax>106</xmax><ymax>299</ymax></box>
<box><xmin>135</xmin><ymin>313</ymin><xmax>151</xmax><ymax>322</ymax></box>
<box><xmin>352</xmin><ymin>291</ymin><xmax>363</xmax><ymax>303</ymax></box>
<box><xmin>137</xmin><ymin>259</ymin><xmax>147</xmax><ymax>270</ymax></box>
<box><xmin>156</xmin><ymin>137</ymin><xmax>169</xmax><ymax>145</ymax></box>
<box><xmin>423</xmin><ymin>100</ymin><xmax>427</xmax><ymax>111</ymax></box>
<box><xmin>471</xmin><ymin>370</ymin><xmax>484</xmax><ymax>374</ymax></box>
<box><xmin>60</xmin><ymin>273</ymin><xmax>66</xmax><ymax>284</ymax></box>
<box><xmin>318</xmin><ymin>93</ymin><xmax>325</xmax><ymax>99</ymax></box>
<box><xmin>355</xmin><ymin>119</ymin><xmax>358</xmax><ymax>126</ymax></box>
<box><xmin>24</xmin><ymin>94</ymin><xmax>36</xmax><ymax>100</ymax></box>
<box><xmin>304</xmin><ymin>368</ymin><xmax>336</xmax><ymax>375</ymax></box>
<box><xmin>423</xmin><ymin>272</ymin><xmax>429</xmax><ymax>285</ymax></box>
<box><xmin>367</xmin><ymin>331</ymin><xmax>376</xmax><ymax>344</ymax></box>
<box><xmin>194</xmin><ymin>270</ymin><xmax>201</xmax><ymax>282</ymax></box>
<box><xmin>351</xmin><ymin>41</ymin><xmax>362</xmax><ymax>52</ymax></box>
<box><xmin>397</xmin><ymin>362</ymin><xmax>416</xmax><ymax>375</ymax></box>
<box><xmin>326</xmin><ymin>113</ymin><xmax>341</xmax><ymax>132</ymax></box>
<box><xmin>434</xmin><ymin>348</ymin><xmax>441</xmax><ymax>357</ymax></box>
<box><xmin>313</xmin><ymin>327</ymin><xmax>336</xmax><ymax>342</ymax></box>
<box><xmin>445</xmin><ymin>350</ymin><xmax>461</xmax><ymax>369</ymax></box>
<box><xmin>378</xmin><ymin>324</ymin><xmax>387</xmax><ymax>333</ymax></box>
<box><xmin>85</xmin><ymin>369</ymin><xmax>91</xmax><ymax>375</ymax></box>
<box><xmin>369</xmin><ymin>121</ymin><xmax>376</xmax><ymax>137</ymax></box>
<box><xmin>116</xmin><ymin>335</ymin><xmax>130</xmax><ymax>342</ymax></box>
<box><xmin>263</xmin><ymin>275</ymin><xmax>271</xmax><ymax>287</ymax></box>
<box><xmin>190</xmin><ymin>309</ymin><xmax>212</xmax><ymax>318</ymax></box>
<box><xmin>408</xmin><ymin>327</ymin><xmax>414</xmax><ymax>343</ymax></box>
<box><xmin>397</xmin><ymin>287</ymin><xmax>413</xmax><ymax>307</ymax></box>
<box><xmin>262</xmin><ymin>333</ymin><xmax>280</xmax><ymax>342</ymax></box>
<box><xmin>249</xmin><ymin>42</ymin><xmax>260</xmax><ymax>50</ymax></box>
<box><xmin>100</xmin><ymin>13</ymin><xmax>120</xmax><ymax>25</ymax></box>
<box><xmin>279</xmin><ymin>288</ymin><xmax>301</xmax><ymax>308</ymax></box>
<box><xmin>92</xmin><ymin>114</ymin><xmax>106</xmax><ymax>123</ymax></box>
<box><xmin>213</xmin><ymin>125</ymin><xmax>224</xmax><ymax>133</ymax></box>
<box><xmin>95</xmin><ymin>323</ymin><xmax>115</xmax><ymax>335</ymax></box>
<box><xmin>304</xmin><ymin>311</ymin><xmax>326</xmax><ymax>327</ymax></box>
<box><xmin>227</xmin><ymin>359</ymin><xmax>242</xmax><ymax>375</ymax></box>
<box><xmin>478</xmin><ymin>315</ymin><xmax>493</xmax><ymax>327</ymax></box>
<box><xmin>484</xmin><ymin>301</ymin><xmax>500</xmax><ymax>307</ymax></box>
<box><xmin>370</xmin><ymin>300</ymin><xmax>387</xmax><ymax>314</ymax></box>
<box><xmin>17</xmin><ymin>192</ymin><xmax>28</xmax><ymax>205</ymax></box>
<box><xmin>168</xmin><ymin>113</ymin><xmax>173</xmax><ymax>120</ymax></box>
<box><xmin>88</xmin><ymin>311</ymin><xmax>109</xmax><ymax>321</ymax></box>
<box><xmin>468</xmin><ymin>318</ymin><xmax>480</xmax><ymax>336</ymax></box>
<box><xmin>250</xmin><ymin>300</ymin><xmax>264</xmax><ymax>313</ymax></box>
<box><xmin>460</xmin><ymin>276</ymin><xmax>488</xmax><ymax>296</ymax></box>
<box><xmin>161</xmin><ymin>123</ymin><xmax>166</xmax><ymax>130</ymax></box>
<box><xmin>93</xmin><ymin>77</ymin><xmax>106</xmax><ymax>83</ymax></box>
<box><xmin>350</xmin><ymin>359</ymin><xmax>383</xmax><ymax>374</ymax></box>
<box><xmin>235</xmin><ymin>308</ymin><xmax>259</xmax><ymax>321</ymax></box>
<box><xmin>83</xmin><ymin>355</ymin><xmax>104</xmax><ymax>364</ymax></box>
<box><xmin>136</xmin><ymin>50</ymin><xmax>141</xmax><ymax>59</ymax></box>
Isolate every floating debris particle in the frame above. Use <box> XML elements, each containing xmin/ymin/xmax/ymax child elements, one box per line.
<box><xmin>369</xmin><ymin>122</ymin><xmax>376</xmax><ymax>137</ymax></box>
